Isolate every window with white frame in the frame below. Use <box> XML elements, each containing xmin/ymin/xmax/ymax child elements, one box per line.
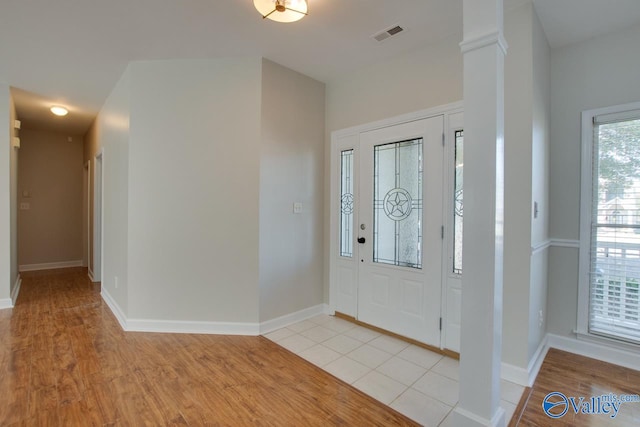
<box><xmin>580</xmin><ymin>103</ymin><xmax>640</xmax><ymax>345</ymax></box>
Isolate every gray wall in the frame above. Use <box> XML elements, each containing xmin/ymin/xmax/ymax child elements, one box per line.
<box><xmin>326</xmin><ymin>32</ymin><xmax>464</xmax><ymax>133</ymax></box>
<box><xmin>18</xmin><ymin>129</ymin><xmax>84</xmax><ymax>267</ymax></box>
<box><xmin>325</xmin><ymin>3</ymin><xmax>552</xmax><ymax>375</ymax></box>
<box><xmin>502</xmin><ymin>2</ymin><xmax>551</xmax><ymax>370</ymax></box>
<box><xmin>0</xmin><ymin>84</ymin><xmax>10</xmax><ymax>302</ymax></box>
<box><xmin>324</xmin><ymin>32</ymin><xmax>464</xmax><ymax>303</ymax></box>
<box><xmin>528</xmin><ymin>5</ymin><xmax>551</xmax><ymax>363</ymax></box>
<box><xmin>547</xmin><ymin>23</ymin><xmax>640</xmax><ymax>337</ymax></box>
<box><xmin>503</xmin><ymin>3</ymin><xmax>535</xmax><ymax>369</ymax></box>
<box><xmin>259</xmin><ymin>59</ymin><xmax>326</xmax><ymax>321</ymax></box>
<box><xmin>127</xmin><ymin>58</ymin><xmax>262</xmax><ymax>323</ymax></box>
<box><xmin>90</xmin><ymin>57</ymin><xmax>328</xmax><ymax>326</ymax></box>
<box><xmin>9</xmin><ymin>91</ymin><xmax>18</xmax><ymax>298</ymax></box>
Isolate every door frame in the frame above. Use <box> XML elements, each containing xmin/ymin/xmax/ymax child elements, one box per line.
<box><xmin>93</xmin><ymin>149</ymin><xmax>104</xmax><ymax>283</ymax></box>
<box><xmin>329</xmin><ymin>101</ymin><xmax>463</xmax><ymax>350</ymax></box>
<box><xmin>442</xmin><ymin>111</ymin><xmax>464</xmax><ymax>352</ymax></box>
<box><xmin>83</xmin><ymin>161</ymin><xmax>90</xmax><ymax>270</ymax></box>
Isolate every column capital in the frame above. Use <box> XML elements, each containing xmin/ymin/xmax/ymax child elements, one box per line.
<box><xmin>460</xmin><ymin>30</ymin><xmax>508</xmax><ymax>55</ymax></box>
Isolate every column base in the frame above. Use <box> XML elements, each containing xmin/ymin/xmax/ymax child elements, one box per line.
<box><xmin>447</xmin><ymin>406</ymin><xmax>506</xmax><ymax>427</ymax></box>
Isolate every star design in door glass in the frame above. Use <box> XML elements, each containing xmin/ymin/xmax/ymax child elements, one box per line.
<box><xmin>341</xmin><ymin>193</ymin><xmax>354</xmax><ymax>214</ymax></box>
<box><xmin>383</xmin><ymin>188</ymin><xmax>413</xmax><ymax>221</ymax></box>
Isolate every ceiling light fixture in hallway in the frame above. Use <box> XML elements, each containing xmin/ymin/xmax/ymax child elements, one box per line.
<box><xmin>254</xmin><ymin>0</ymin><xmax>308</xmax><ymax>23</ymax></box>
<box><xmin>50</xmin><ymin>105</ymin><xmax>68</xmax><ymax>116</ymax></box>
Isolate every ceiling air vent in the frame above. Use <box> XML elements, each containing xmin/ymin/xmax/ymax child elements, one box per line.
<box><xmin>373</xmin><ymin>25</ymin><xmax>405</xmax><ymax>42</ymax></box>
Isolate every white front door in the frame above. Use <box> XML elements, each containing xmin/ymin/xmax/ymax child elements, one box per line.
<box><xmin>357</xmin><ymin>116</ymin><xmax>444</xmax><ymax>346</ymax></box>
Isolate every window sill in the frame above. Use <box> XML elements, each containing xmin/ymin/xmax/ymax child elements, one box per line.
<box><xmin>575</xmin><ymin>330</ymin><xmax>640</xmax><ymax>354</ymax></box>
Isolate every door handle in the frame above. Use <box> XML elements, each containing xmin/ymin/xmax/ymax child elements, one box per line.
<box><xmin>357</xmin><ymin>237</ymin><xmax>366</xmax><ymax>244</ymax></box>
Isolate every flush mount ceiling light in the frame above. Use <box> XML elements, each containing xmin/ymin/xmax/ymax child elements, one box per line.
<box><xmin>50</xmin><ymin>105</ymin><xmax>68</xmax><ymax>116</ymax></box>
<box><xmin>254</xmin><ymin>0</ymin><xmax>308</xmax><ymax>23</ymax></box>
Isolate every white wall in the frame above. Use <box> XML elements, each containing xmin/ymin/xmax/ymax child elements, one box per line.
<box><xmin>127</xmin><ymin>58</ymin><xmax>262</xmax><ymax>323</ymax></box>
<box><xmin>0</xmin><ymin>84</ymin><xmax>10</xmax><ymax>303</ymax></box>
<box><xmin>259</xmin><ymin>59</ymin><xmax>325</xmax><ymax>322</ymax></box>
<box><xmin>547</xmin><ymin>23</ymin><xmax>640</xmax><ymax>337</ymax></box>
<box><xmin>88</xmin><ymin>68</ymin><xmax>131</xmax><ymax>314</ymax></box>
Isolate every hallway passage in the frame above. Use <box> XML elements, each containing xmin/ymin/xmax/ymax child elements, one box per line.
<box><xmin>0</xmin><ymin>268</ymin><xmax>416</xmax><ymax>426</ymax></box>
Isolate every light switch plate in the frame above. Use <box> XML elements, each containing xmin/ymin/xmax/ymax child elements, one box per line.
<box><xmin>293</xmin><ymin>202</ymin><xmax>303</xmax><ymax>214</ymax></box>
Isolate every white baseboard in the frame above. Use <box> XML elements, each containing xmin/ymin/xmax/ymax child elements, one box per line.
<box><xmin>101</xmin><ymin>288</ymin><xmax>128</xmax><ymax>331</ymax></box>
<box><xmin>547</xmin><ymin>333</ymin><xmax>640</xmax><ymax>372</ymax></box>
<box><xmin>0</xmin><ymin>298</ymin><xmax>12</xmax><ymax>309</ymax></box>
<box><xmin>449</xmin><ymin>405</ymin><xmax>505</xmax><ymax>427</ymax></box>
<box><xmin>501</xmin><ymin>362</ymin><xmax>529</xmax><ymax>387</ymax></box>
<box><xmin>101</xmin><ymin>288</ymin><xmax>260</xmax><ymax>335</ymax></box>
<box><xmin>502</xmin><ymin>332</ymin><xmax>640</xmax><ymax>388</ymax></box>
<box><xmin>501</xmin><ymin>335</ymin><xmax>549</xmax><ymax>387</ymax></box>
<box><xmin>259</xmin><ymin>303</ymin><xmax>330</xmax><ymax>334</ymax></box>
<box><xmin>11</xmin><ymin>274</ymin><xmax>21</xmax><ymax>306</ymax></box>
<box><xmin>324</xmin><ymin>304</ymin><xmax>332</xmax><ymax>315</ymax></box>
<box><xmin>19</xmin><ymin>260</ymin><xmax>83</xmax><ymax>272</ymax></box>
<box><xmin>88</xmin><ymin>268</ymin><xmax>95</xmax><ymax>282</ymax></box>
<box><xmin>100</xmin><ymin>296</ymin><xmax>329</xmax><ymax>337</ymax></box>
<box><xmin>527</xmin><ymin>334</ymin><xmax>549</xmax><ymax>385</ymax></box>
<box><xmin>127</xmin><ymin>318</ymin><xmax>260</xmax><ymax>335</ymax></box>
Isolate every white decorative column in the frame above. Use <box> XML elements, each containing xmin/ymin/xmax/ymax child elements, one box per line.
<box><xmin>451</xmin><ymin>0</ymin><xmax>507</xmax><ymax>426</ymax></box>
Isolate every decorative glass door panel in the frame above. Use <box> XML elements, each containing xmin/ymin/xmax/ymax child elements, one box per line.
<box><xmin>357</xmin><ymin>117</ymin><xmax>444</xmax><ymax>346</ymax></box>
<box><xmin>373</xmin><ymin>139</ymin><xmax>423</xmax><ymax>268</ymax></box>
<box><xmin>340</xmin><ymin>150</ymin><xmax>354</xmax><ymax>258</ymax></box>
<box><xmin>453</xmin><ymin>130</ymin><xmax>464</xmax><ymax>275</ymax></box>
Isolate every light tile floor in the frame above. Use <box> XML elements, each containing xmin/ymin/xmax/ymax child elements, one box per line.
<box><xmin>264</xmin><ymin>314</ymin><xmax>524</xmax><ymax>426</ymax></box>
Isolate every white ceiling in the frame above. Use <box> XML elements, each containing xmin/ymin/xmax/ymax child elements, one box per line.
<box><xmin>1</xmin><ymin>0</ymin><xmax>639</xmax><ymax>135</ymax></box>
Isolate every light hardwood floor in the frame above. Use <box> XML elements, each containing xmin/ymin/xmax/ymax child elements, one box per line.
<box><xmin>512</xmin><ymin>348</ymin><xmax>640</xmax><ymax>426</ymax></box>
<box><xmin>0</xmin><ymin>268</ymin><xmax>417</xmax><ymax>426</ymax></box>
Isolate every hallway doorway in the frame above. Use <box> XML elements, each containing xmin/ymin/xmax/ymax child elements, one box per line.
<box><xmin>93</xmin><ymin>151</ymin><xmax>103</xmax><ymax>282</ymax></box>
